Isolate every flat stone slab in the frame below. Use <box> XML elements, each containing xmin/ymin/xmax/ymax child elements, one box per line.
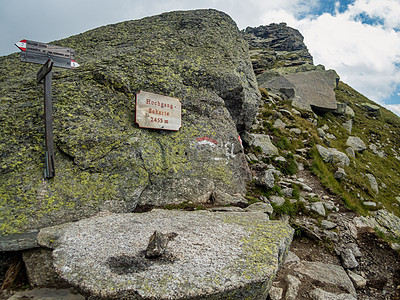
<box><xmin>42</xmin><ymin>210</ymin><xmax>294</xmax><ymax>299</ymax></box>
<box><xmin>8</xmin><ymin>288</ymin><xmax>85</xmax><ymax>300</ymax></box>
<box><xmin>0</xmin><ymin>230</ymin><xmax>38</xmax><ymax>251</ymax></box>
<box><xmin>261</xmin><ymin>70</ymin><xmax>339</xmax><ymax>112</ymax></box>
<box><xmin>294</xmin><ymin>261</ymin><xmax>356</xmax><ymax>296</ymax></box>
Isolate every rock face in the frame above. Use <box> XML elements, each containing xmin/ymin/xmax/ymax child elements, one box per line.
<box><xmin>243</xmin><ymin>23</ymin><xmax>313</xmax><ymax>73</ymax></box>
<box><xmin>0</xmin><ymin>9</ymin><xmax>260</xmax><ymax>235</ymax></box>
<box><xmin>38</xmin><ymin>210</ymin><xmax>294</xmax><ymax>299</ymax></box>
<box><xmin>244</xmin><ymin>23</ymin><xmax>309</xmax><ymax>52</ymax></box>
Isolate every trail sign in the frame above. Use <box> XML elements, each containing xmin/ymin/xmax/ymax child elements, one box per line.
<box><xmin>15</xmin><ymin>39</ymin><xmax>79</xmax><ymax>69</ymax></box>
<box><xmin>135</xmin><ymin>91</ymin><xmax>182</xmax><ymax>131</ymax></box>
<box><xmin>15</xmin><ymin>39</ymin><xmax>80</xmax><ymax>178</ymax></box>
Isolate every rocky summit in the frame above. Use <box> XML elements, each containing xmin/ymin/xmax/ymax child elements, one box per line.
<box><xmin>1</xmin><ymin>8</ymin><xmax>400</xmax><ymax>300</ymax></box>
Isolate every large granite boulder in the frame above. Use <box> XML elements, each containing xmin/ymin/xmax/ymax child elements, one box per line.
<box><xmin>0</xmin><ymin>9</ymin><xmax>260</xmax><ymax>235</ymax></box>
<box><xmin>37</xmin><ymin>210</ymin><xmax>294</xmax><ymax>299</ymax></box>
<box><xmin>260</xmin><ymin>69</ymin><xmax>340</xmax><ymax>112</ymax></box>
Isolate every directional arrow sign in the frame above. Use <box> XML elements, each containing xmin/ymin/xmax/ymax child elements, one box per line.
<box><xmin>15</xmin><ymin>39</ymin><xmax>79</xmax><ymax>69</ymax></box>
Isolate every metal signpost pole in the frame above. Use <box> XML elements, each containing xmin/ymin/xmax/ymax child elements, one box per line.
<box><xmin>43</xmin><ymin>63</ymin><xmax>55</xmax><ymax>178</ymax></box>
<box><xmin>15</xmin><ymin>39</ymin><xmax>79</xmax><ymax>179</ymax></box>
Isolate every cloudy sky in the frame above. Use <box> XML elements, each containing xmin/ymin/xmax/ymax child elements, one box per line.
<box><xmin>1</xmin><ymin>0</ymin><xmax>399</xmax><ymax>116</ymax></box>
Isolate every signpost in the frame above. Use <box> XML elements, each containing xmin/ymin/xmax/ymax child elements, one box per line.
<box><xmin>15</xmin><ymin>39</ymin><xmax>79</xmax><ymax>178</ymax></box>
<box><xmin>135</xmin><ymin>91</ymin><xmax>182</xmax><ymax>131</ymax></box>
<box><xmin>16</xmin><ymin>39</ymin><xmax>79</xmax><ymax>69</ymax></box>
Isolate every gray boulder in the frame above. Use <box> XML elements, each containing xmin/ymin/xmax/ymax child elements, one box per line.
<box><xmin>210</xmin><ymin>190</ymin><xmax>248</xmax><ymax>206</ymax></box>
<box><xmin>347</xmin><ymin>270</ymin><xmax>367</xmax><ymax>289</ymax></box>
<box><xmin>346</xmin><ymin>136</ymin><xmax>367</xmax><ymax>152</ymax></box>
<box><xmin>270</xmin><ymin>196</ymin><xmax>286</xmax><ymax>206</ymax></box>
<box><xmin>260</xmin><ymin>70</ymin><xmax>339</xmax><ymax>112</ymax></box>
<box><xmin>256</xmin><ymin>168</ymin><xmax>280</xmax><ymax>189</ymax></box>
<box><xmin>340</xmin><ymin>249</ymin><xmax>359</xmax><ymax>269</ymax></box>
<box><xmin>366</xmin><ymin>173</ymin><xmax>379</xmax><ymax>194</ymax></box>
<box><xmin>273</xmin><ymin>118</ymin><xmax>287</xmax><ymax>129</ymax></box>
<box><xmin>373</xmin><ymin>210</ymin><xmax>400</xmax><ymax>238</ymax></box>
<box><xmin>0</xmin><ymin>231</ymin><xmax>39</xmax><ymax>251</ymax></box>
<box><xmin>316</xmin><ymin>145</ymin><xmax>350</xmax><ymax>167</ymax></box>
<box><xmin>334</xmin><ymin>167</ymin><xmax>347</xmax><ymax>180</ymax></box>
<box><xmin>310</xmin><ymin>202</ymin><xmax>326</xmax><ymax>217</ymax></box>
<box><xmin>363</xmin><ymin>201</ymin><xmax>377</xmax><ymax>207</ymax></box>
<box><xmin>0</xmin><ymin>9</ymin><xmax>259</xmax><ymax>235</ymax></box>
<box><xmin>345</xmin><ymin>106</ymin><xmax>355</xmax><ymax>118</ymax></box>
<box><xmin>39</xmin><ymin>210</ymin><xmax>294</xmax><ymax>299</ymax></box>
<box><xmin>285</xmin><ymin>274</ymin><xmax>301</xmax><ymax>300</ymax></box>
<box><xmin>294</xmin><ymin>261</ymin><xmax>356</xmax><ymax>297</ymax></box>
<box><xmin>245</xmin><ymin>202</ymin><xmax>274</xmax><ymax>214</ymax></box>
<box><xmin>309</xmin><ymin>288</ymin><xmax>356</xmax><ymax>300</ymax></box>
<box><xmin>345</xmin><ymin>147</ymin><xmax>356</xmax><ymax>158</ymax></box>
<box><xmin>247</xmin><ymin>133</ymin><xmax>279</xmax><ymax>156</ymax></box>
<box><xmin>342</xmin><ymin>120</ymin><xmax>352</xmax><ymax>134</ymax></box>
<box><xmin>321</xmin><ymin>220</ymin><xmax>337</xmax><ymax>230</ymax></box>
<box><xmin>362</xmin><ymin>103</ymin><xmax>380</xmax><ymax>112</ymax></box>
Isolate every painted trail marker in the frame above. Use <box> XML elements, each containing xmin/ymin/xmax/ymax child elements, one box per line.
<box><xmin>136</xmin><ymin>91</ymin><xmax>182</xmax><ymax>131</ymax></box>
<box><xmin>15</xmin><ymin>39</ymin><xmax>80</xmax><ymax>178</ymax></box>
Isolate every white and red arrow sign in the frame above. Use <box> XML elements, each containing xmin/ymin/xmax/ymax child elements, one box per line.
<box><xmin>15</xmin><ymin>39</ymin><xmax>27</xmax><ymax>51</ymax></box>
<box><xmin>15</xmin><ymin>39</ymin><xmax>79</xmax><ymax>69</ymax></box>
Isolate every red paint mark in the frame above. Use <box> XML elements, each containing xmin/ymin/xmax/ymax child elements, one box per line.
<box><xmin>15</xmin><ymin>39</ymin><xmax>27</xmax><ymax>51</ymax></box>
<box><xmin>196</xmin><ymin>136</ymin><xmax>218</xmax><ymax>145</ymax></box>
<box><xmin>238</xmin><ymin>135</ymin><xmax>243</xmax><ymax>147</ymax></box>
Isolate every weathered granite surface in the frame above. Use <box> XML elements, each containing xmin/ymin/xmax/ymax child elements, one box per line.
<box><xmin>260</xmin><ymin>70</ymin><xmax>339</xmax><ymax>112</ymax></box>
<box><xmin>38</xmin><ymin>210</ymin><xmax>294</xmax><ymax>299</ymax></box>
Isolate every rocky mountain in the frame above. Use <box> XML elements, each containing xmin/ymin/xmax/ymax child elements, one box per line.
<box><xmin>243</xmin><ymin>23</ymin><xmax>314</xmax><ymax>74</ymax></box>
<box><xmin>1</xmin><ymin>9</ymin><xmax>400</xmax><ymax>300</ymax></box>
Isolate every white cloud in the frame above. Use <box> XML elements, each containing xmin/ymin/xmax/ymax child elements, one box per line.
<box><xmin>348</xmin><ymin>0</ymin><xmax>400</xmax><ymax>29</ymax></box>
<box><xmin>386</xmin><ymin>104</ymin><xmax>400</xmax><ymax>116</ymax></box>
<box><xmin>261</xmin><ymin>0</ymin><xmax>400</xmax><ymax>106</ymax></box>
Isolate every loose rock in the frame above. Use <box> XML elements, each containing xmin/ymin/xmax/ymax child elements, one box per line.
<box><xmin>340</xmin><ymin>249</ymin><xmax>359</xmax><ymax>269</ymax></box>
<box><xmin>294</xmin><ymin>261</ymin><xmax>356</xmax><ymax>296</ymax></box>
<box><xmin>309</xmin><ymin>288</ymin><xmax>356</xmax><ymax>300</ymax></box>
<box><xmin>347</xmin><ymin>270</ymin><xmax>367</xmax><ymax>289</ymax></box>
<box><xmin>365</xmin><ymin>173</ymin><xmax>379</xmax><ymax>194</ymax></box>
<box><xmin>346</xmin><ymin>136</ymin><xmax>367</xmax><ymax>152</ymax></box>
<box><xmin>310</xmin><ymin>202</ymin><xmax>326</xmax><ymax>217</ymax></box>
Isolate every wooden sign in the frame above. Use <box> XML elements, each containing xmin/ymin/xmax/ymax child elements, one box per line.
<box><xmin>135</xmin><ymin>91</ymin><xmax>182</xmax><ymax>131</ymax></box>
<box><xmin>16</xmin><ymin>39</ymin><xmax>79</xmax><ymax>69</ymax></box>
